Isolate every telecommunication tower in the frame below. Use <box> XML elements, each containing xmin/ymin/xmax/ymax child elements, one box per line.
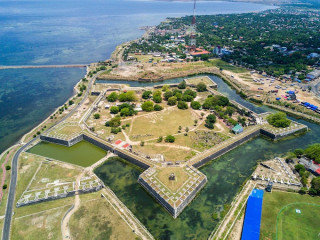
<box><xmin>190</xmin><ymin>0</ymin><xmax>197</xmax><ymax>51</ymax></box>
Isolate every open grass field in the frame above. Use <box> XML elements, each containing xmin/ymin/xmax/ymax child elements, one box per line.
<box><xmin>202</xmin><ymin>59</ymin><xmax>247</xmax><ymax>73</ymax></box>
<box><xmin>69</xmin><ymin>198</ymin><xmax>138</xmax><ymax>240</ymax></box>
<box><xmin>260</xmin><ymin>191</ymin><xmax>320</xmax><ymax>240</ymax></box>
<box><xmin>133</xmin><ymin>54</ymin><xmax>162</xmax><ymax>63</ymax></box>
<box><xmin>185</xmin><ymin>76</ymin><xmax>215</xmax><ymax>86</ymax></box>
<box><xmin>133</xmin><ymin>144</ymin><xmax>195</xmax><ymax>162</ymax></box>
<box><xmin>156</xmin><ymin>167</ymin><xmax>189</xmax><ymax>192</ymax></box>
<box><xmin>28</xmin><ymin>161</ymin><xmax>81</xmax><ymax>191</ymax></box>
<box><xmin>129</xmin><ymin>108</ymin><xmax>197</xmax><ymax>141</ymax></box>
<box><xmin>276</xmin><ymin>203</ymin><xmax>320</xmax><ymax>240</ymax></box>
<box><xmin>12</xmin><ymin>205</ymin><xmax>71</xmax><ymax>240</ymax></box>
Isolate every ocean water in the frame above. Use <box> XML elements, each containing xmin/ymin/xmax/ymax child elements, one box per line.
<box><xmin>0</xmin><ymin>0</ymin><xmax>276</xmax><ymax>152</ymax></box>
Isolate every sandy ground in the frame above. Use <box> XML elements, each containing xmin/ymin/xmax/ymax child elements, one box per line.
<box><xmin>223</xmin><ymin>70</ymin><xmax>320</xmax><ymax>106</ymax></box>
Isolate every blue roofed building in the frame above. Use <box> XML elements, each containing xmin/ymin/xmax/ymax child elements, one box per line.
<box><xmin>241</xmin><ymin>189</ymin><xmax>264</xmax><ymax>240</ymax></box>
<box><xmin>232</xmin><ymin>124</ymin><xmax>243</xmax><ymax>134</ymax></box>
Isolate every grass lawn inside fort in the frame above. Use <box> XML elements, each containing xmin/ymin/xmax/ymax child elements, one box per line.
<box><xmin>260</xmin><ymin>191</ymin><xmax>320</xmax><ymax>240</ymax></box>
<box><xmin>129</xmin><ymin>108</ymin><xmax>197</xmax><ymax>141</ymax></box>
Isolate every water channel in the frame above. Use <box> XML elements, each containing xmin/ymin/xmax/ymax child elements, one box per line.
<box><xmin>94</xmin><ymin>75</ymin><xmax>320</xmax><ymax>240</ymax></box>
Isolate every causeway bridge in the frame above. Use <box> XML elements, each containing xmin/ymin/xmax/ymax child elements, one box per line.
<box><xmin>0</xmin><ymin>64</ymin><xmax>88</xmax><ymax>70</ymax></box>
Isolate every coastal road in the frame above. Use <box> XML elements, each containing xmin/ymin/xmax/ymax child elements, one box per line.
<box><xmin>1</xmin><ymin>70</ymin><xmax>102</xmax><ymax>240</ymax></box>
<box><xmin>0</xmin><ymin>64</ymin><xmax>88</xmax><ymax>70</ymax></box>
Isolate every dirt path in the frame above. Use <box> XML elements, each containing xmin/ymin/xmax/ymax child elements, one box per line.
<box><xmin>149</xmin><ymin>143</ymin><xmax>200</xmax><ymax>153</ymax></box>
<box><xmin>61</xmin><ymin>173</ymin><xmax>84</xmax><ymax>240</ymax></box>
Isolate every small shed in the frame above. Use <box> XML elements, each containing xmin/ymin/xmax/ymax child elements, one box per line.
<box><xmin>232</xmin><ymin>124</ymin><xmax>243</xmax><ymax>134</ymax></box>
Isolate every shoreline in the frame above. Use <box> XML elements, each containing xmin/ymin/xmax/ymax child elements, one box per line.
<box><xmin>0</xmin><ymin>1</ymin><xmax>280</xmax><ymax>156</ymax></box>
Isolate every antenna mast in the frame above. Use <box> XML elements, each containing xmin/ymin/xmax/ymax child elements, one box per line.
<box><xmin>190</xmin><ymin>0</ymin><xmax>197</xmax><ymax>51</ymax></box>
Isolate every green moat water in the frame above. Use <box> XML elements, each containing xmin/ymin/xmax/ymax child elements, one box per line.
<box><xmin>29</xmin><ymin>75</ymin><xmax>320</xmax><ymax>239</ymax></box>
<box><xmin>28</xmin><ymin>141</ymin><xmax>106</xmax><ymax>167</ymax></box>
<box><xmin>94</xmin><ymin>76</ymin><xmax>320</xmax><ymax>240</ymax></box>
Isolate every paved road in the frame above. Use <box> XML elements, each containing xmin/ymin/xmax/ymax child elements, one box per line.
<box><xmin>0</xmin><ymin>64</ymin><xmax>88</xmax><ymax>70</ymax></box>
<box><xmin>1</xmin><ymin>70</ymin><xmax>101</xmax><ymax>240</ymax></box>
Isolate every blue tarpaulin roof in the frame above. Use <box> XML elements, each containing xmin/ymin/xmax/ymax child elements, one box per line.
<box><xmin>241</xmin><ymin>189</ymin><xmax>264</xmax><ymax>240</ymax></box>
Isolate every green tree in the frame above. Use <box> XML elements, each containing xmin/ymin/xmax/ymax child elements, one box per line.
<box><xmin>182</xmin><ymin>94</ymin><xmax>194</xmax><ymax>102</ymax></box>
<box><xmin>294</xmin><ymin>148</ymin><xmax>304</xmax><ymax>157</ymax></box>
<box><xmin>106</xmin><ymin>116</ymin><xmax>121</xmax><ymax>127</ymax></box>
<box><xmin>205</xmin><ymin>114</ymin><xmax>216</xmax><ymax>129</ymax></box>
<box><xmin>165</xmin><ymin>135</ymin><xmax>175</xmax><ymax>143</ymax></box>
<box><xmin>164</xmin><ymin>91</ymin><xmax>173</xmax><ymax>100</ymax></box>
<box><xmin>120</xmin><ymin>108</ymin><xmax>130</xmax><ymax>116</ymax></box>
<box><xmin>110</xmin><ymin>106</ymin><xmax>119</xmax><ymax>114</ymax></box>
<box><xmin>153</xmin><ymin>90</ymin><xmax>162</xmax><ymax>103</ymax></box>
<box><xmin>107</xmin><ymin>92</ymin><xmax>118</xmax><ymax>102</ymax></box>
<box><xmin>154</xmin><ymin>104</ymin><xmax>163</xmax><ymax>111</ymax></box>
<box><xmin>183</xmin><ymin>89</ymin><xmax>197</xmax><ymax>98</ymax></box>
<box><xmin>142</xmin><ymin>101</ymin><xmax>154</xmax><ymax>112</ymax></box>
<box><xmin>177</xmin><ymin>101</ymin><xmax>188</xmax><ymax>109</ymax></box>
<box><xmin>93</xmin><ymin>113</ymin><xmax>100</xmax><ymax>119</ymax></box>
<box><xmin>305</xmin><ymin>144</ymin><xmax>320</xmax><ymax>163</ymax></box>
<box><xmin>266</xmin><ymin>112</ymin><xmax>291</xmax><ymax>128</ymax></box>
<box><xmin>168</xmin><ymin>96</ymin><xmax>177</xmax><ymax>106</ymax></box>
<box><xmin>142</xmin><ymin>91</ymin><xmax>152</xmax><ymax>99</ymax></box>
<box><xmin>191</xmin><ymin>101</ymin><xmax>201</xmax><ymax>110</ymax></box>
<box><xmin>6</xmin><ymin>166</ymin><xmax>11</xmax><ymax>171</ymax></box>
<box><xmin>196</xmin><ymin>82</ymin><xmax>207</xmax><ymax>92</ymax></box>
<box><xmin>178</xmin><ymin>81</ymin><xmax>186</xmax><ymax>89</ymax></box>
<box><xmin>310</xmin><ymin>177</ymin><xmax>320</xmax><ymax>195</ymax></box>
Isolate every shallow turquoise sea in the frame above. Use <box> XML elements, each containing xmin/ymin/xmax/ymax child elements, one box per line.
<box><xmin>0</xmin><ymin>0</ymin><xmax>276</xmax><ymax>153</ymax></box>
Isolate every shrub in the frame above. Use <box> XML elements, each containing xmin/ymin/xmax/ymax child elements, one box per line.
<box><xmin>142</xmin><ymin>91</ymin><xmax>152</xmax><ymax>99</ymax></box>
<box><xmin>183</xmin><ymin>89</ymin><xmax>197</xmax><ymax>98</ymax></box>
<box><xmin>177</xmin><ymin>101</ymin><xmax>188</xmax><ymax>109</ymax></box>
<box><xmin>154</xmin><ymin>104</ymin><xmax>163</xmax><ymax>111</ymax></box>
<box><xmin>6</xmin><ymin>166</ymin><xmax>11</xmax><ymax>171</ymax></box>
<box><xmin>141</xmin><ymin>101</ymin><xmax>154</xmax><ymax>112</ymax></box>
<box><xmin>167</xmin><ymin>96</ymin><xmax>177</xmax><ymax>106</ymax></box>
<box><xmin>304</xmin><ymin>144</ymin><xmax>320</xmax><ymax>163</ymax></box>
<box><xmin>164</xmin><ymin>91</ymin><xmax>173</xmax><ymax>100</ymax></box>
<box><xmin>107</xmin><ymin>92</ymin><xmax>118</xmax><ymax>102</ymax></box>
<box><xmin>120</xmin><ymin>108</ymin><xmax>130</xmax><ymax>116</ymax></box>
<box><xmin>110</xmin><ymin>106</ymin><xmax>119</xmax><ymax>114</ymax></box>
<box><xmin>93</xmin><ymin>113</ymin><xmax>100</xmax><ymax>119</ymax></box>
<box><xmin>165</xmin><ymin>135</ymin><xmax>175</xmax><ymax>143</ymax></box>
<box><xmin>191</xmin><ymin>101</ymin><xmax>201</xmax><ymax>110</ymax></box>
<box><xmin>3</xmin><ymin>184</ymin><xmax>7</xmax><ymax>190</ymax></box>
<box><xmin>182</xmin><ymin>94</ymin><xmax>194</xmax><ymax>102</ymax></box>
<box><xmin>106</xmin><ymin>116</ymin><xmax>121</xmax><ymax>127</ymax></box>
<box><xmin>111</xmin><ymin>127</ymin><xmax>121</xmax><ymax>134</ymax></box>
<box><xmin>178</xmin><ymin>81</ymin><xmax>186</xmax><ymax>89</ymax></box>
<box><xmin>140</xmin><ymin>141</ymin><xmax>145</xmax><ymax>146</ymax></box>
<box><xmin>205</xmin><ymin>114</ymin><xmax>216</xmax><ymax>129</ymax></box>
<box><xmin>157</xmin><ymin>136</ymin><xmax>163</xmax><ymax>142</ymax></box>
<box><xmin>196</xmin><ymin>82</ymin><xmax>207</xmax><ymax>92</ymax></box>
<box><xmin>266</xmin><ymin>112</ymin><xmax>291</xmax><ymax>128</ymax></box>
<box><xmin>118</xmin><ymin>91</ymin><xmax>137</xmax><ymax>102</ymax></box>
<box><xmin>153</xmin><ymin>90</ymin><xmax>162</xmax><ymax>103</ymax></box>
